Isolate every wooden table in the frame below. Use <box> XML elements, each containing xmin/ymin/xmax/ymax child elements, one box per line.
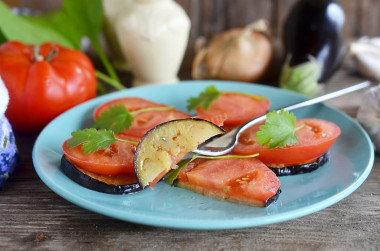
<box><xmin>1</xmin><ymin>60</ymin><xmax>379</xmax><ymax>250</ymax></box>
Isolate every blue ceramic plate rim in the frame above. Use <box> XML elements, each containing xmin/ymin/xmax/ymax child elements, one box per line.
<box><xmin>32</xmin><ymin>80</ymin><xmax>374</xmax><ymax>230</ymax></box>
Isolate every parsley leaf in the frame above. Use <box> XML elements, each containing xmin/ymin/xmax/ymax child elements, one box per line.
<box><xmin>67</xmin><ymin>128</ymin><xmax>118</xmax><ymax>154</ymax></box>
<box><xmin>256</xmin><ymin>109</ymin><xmax>300</xmax><ymax>149</ymax></box>
<box><xmin>94</xmin><ymin>104</ymin><xmax>134</xmax><ymax>133</ymax></box>
<box><xmin>94</xmin><ymin>104</ymin><xmax>175</xmax><ymax>133</ymax></box>
<box><xmin>187</xmin><ymin>85</ymin><xmax>222</xmax><ymax>111</ymax></box>
<box><xmin>66</xmin><ymin>128</ymin><xmax>138</xmax><ymax>154</ymax></box>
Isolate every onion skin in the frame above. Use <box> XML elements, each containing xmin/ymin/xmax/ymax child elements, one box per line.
<box><xmin>192</xmin><ymin>20</ymin><xmax>273</xmax><ymax>82</ymax></box>
<box><xmin>350</xmin><ymin>37</ymin><xmax>380</xmax><ymax>81</ymax></box>
<box><xmin>357</xmin><ymin>84</ymin><xmax>380</xmax><ymax>152</ymax></box>
<box><xmin>283</xmin><ymin>0</ymin><xmax>345</xmax><ymax>82</ymax></box>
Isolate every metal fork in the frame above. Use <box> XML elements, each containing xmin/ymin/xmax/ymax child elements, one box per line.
<box><xmin>193</xmin><ymin>81</ymin><xmax>371</xmax><ymax>156</ymax></box>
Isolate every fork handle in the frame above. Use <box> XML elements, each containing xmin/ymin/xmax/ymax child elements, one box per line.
<box><xmin>238</xmin><ymin>81</ymin><xmax>371</xmax><ymax>137</ymax></box>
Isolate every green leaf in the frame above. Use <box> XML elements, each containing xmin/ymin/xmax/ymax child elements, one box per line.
<box><xmin>63</xmin><ymin>0</ymin><xmax>103</xmax><ymax>41</ymax></box>
<box><xmin>279</xmin><ymin>56</ymin><xmax>321</xmax><ymax>97</ymax></box>
<box><xmin>62</xmin><ymin>0</ymin><xmax>121</xmax><ymax>83</ymax></box>
<box><xmin>23</xmin><ymin>10</ymin><xmax>82</xmax><ymax>49</ymax></box>
<box><xmin>0</xmin><ymin>2</ymin><xmax>73</xmax><ymax>47</ymax></box>
<box><xmin>67</xmin><ymin>128</ymin><xmax>117</xmax><ymax>154</ymax></box>
<box><xmin>187</xmin><ymin>85</ymin><xmax>222</xmax><ymax>111</ymax></box>
<box><xmin>0</xmin><ymin>30</ymin><xmax>6</xmax><ymax>44</ymax></box>
<box><xmin>94</xmin><ymin>104</ymin><xmax>134</xmax><ymax>133</ymax></box>
<box><xmin>256</xmin><ymin>109</ymin><xmax>299</xmax><ymax>149</ymax></box>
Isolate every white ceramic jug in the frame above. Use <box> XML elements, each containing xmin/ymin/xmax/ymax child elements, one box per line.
<box><xmin>115</xmin><ymin>0</ymin><xmax>191</xmax><ymax>86</ymax></box>
<box><xmin>103</xmin><ymin>0</ymin><xmax>132</xmax><ymax>71</ymax></box>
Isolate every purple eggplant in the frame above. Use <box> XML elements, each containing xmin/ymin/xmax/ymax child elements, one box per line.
<box><xmin>283</xmin><ymin>0</ymin><xmax>345</xmax><ymax>82</ymax></box>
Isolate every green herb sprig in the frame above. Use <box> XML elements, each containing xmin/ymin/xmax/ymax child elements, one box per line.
<box><xmin>187</xmin><ymin>85</ymin><xmax>222</xmax><ymax>111</ymax></box>
<box><xmin>94</xmin><ymin>104</ymin><xmax>175</xmax><ymax>133</ymax></box>
<box><xmin>67</xmin><ymin>128</ymin><xmax>138</xmax><ymax>154</ymax></box>
<box><xmin>68</xmin><ymin>104</ymin><xmax>177</xmax><ymax>153</ymax></box>
<box><xmin>256</xmin><ymin>109</ymin><xmax>303</xmax><ymax>149</ymax></box>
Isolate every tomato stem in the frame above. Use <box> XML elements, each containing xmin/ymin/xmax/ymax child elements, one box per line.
<box><xmin>32</xmin><ymin>43</ymin><xmax>59</xmax><ymax>62</ymax></box>
<box><xmin>45</xmin><ymin>44</ymin><xmax>59</xmax><ymax>62</ymax></box>
<box><xmin>32</xmin><ymin>45</ymin><xmax>44</xmax><ymax>62</ymax></box>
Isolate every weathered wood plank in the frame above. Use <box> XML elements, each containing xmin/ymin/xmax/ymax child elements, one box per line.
<box><xmin>273</xmin><ymin>0</ymin><xmax>298</xmax><ymax>40</ymax></box>
<box><xmin>175</xmin><ymin>0</ymin><xmax>201</xmax><ymax>71</ymax></box>
<box><xmin>198</xmin><ymin>0</ymin><xmax>228</xmax><ymax>38</ymax></box>
<box><xmin>0</xmin><ymin>157</ymin><xmax>378</xmax><ymax>250</ymax></box>
<box><xmin>225</xmin><ymin>0</ymin><xmax>272</xmax><ymax>29</ymax></box>
<box><xmin>336</xmin><ymin>0</ymin><xmax>361</xmax><ymax>38</ymax></box>
<box><xmin>358</xmin><ymin>0</ymin><xmax>380</xmax><ymax>37</ymax></box>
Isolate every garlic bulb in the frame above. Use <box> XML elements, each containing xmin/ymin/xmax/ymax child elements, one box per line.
<box><xmin>350</xmin><ymin>37</ymin><xmax>380</xmax><ymax>81</ymax></box>
<box><xmin>357</xmin><ymin>84</ymin><xmax>380</xmax><ymax>152</ymax></box>
<box><xmin>192</xmin><ymin>19</ymin><xmax>273</xmax><ymax>82</ymax></box>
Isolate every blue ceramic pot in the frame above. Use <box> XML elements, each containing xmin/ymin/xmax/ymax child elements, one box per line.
<box><xmin>0</xmin><ymin>115</ymin><xmax>19</xmax><ymax>189</ymax></box>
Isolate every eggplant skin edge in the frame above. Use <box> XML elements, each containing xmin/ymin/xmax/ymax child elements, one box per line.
<box><xmin>269</xmin><ymin>152</ymin><xmax>330</xmax><ymax>176</ymax></box>
<box><xmin>265</xmin><ymin>188</ymin><xmax>281</xmax><ymax>207</ymax></box>
<box><xmin>60</xmin><ymin>155</ymin><xmax>142</xmax><ymax>194</ymax></box>
<box><xmin>174</xmin><ymin>181</ymin><xmax>281</xmax><ymax>208</ymax></box>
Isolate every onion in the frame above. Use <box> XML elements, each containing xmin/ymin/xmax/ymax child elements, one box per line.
<box><xmin>350</xmin><ymin>37</ymin><xmax>380</xmax><ymax>81</ymax></box>
<box><xmin>192</xmin><ymin>19</ymin><xmax>273</xmax><ymax>82</ymax></box>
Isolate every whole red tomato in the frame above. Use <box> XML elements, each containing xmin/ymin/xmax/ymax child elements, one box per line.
<box><xmin>0</xmin><ymin>41</ymin><xmax>97</xmax><ymax>133</ymax></box>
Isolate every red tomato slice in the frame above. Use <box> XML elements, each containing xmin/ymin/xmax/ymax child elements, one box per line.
<box><xmin>94</xmin><ymin>97</ymin><xmax>164</xmax><ymax>117</ymax></box>
<box><xmin>94</xmin><ymin>97</ymin><xmax>191</xmax><ymax>138</ymax></box>
<box><xmin>62</xmin><ymin>134</ymin><xmax>139</xmax><ymax>175</ymax></box>
<box><xmin>192</xmin><ymin>114</ymin><xmax>228</xmax><ymax>127</ymax></box>
<box><xmin>177</xmin><ymin>158</ymin><xmax>280</xmax><ymax>207</ymax></box>
<box><xmin>195</xmin><ymin>92</ymin><xmax>270</xmax><ymax>126</ymax></box>
<box><xmin>233</xmin><ymin>118</ymin><xmax>341</xmax><ymax>166</ymax></box>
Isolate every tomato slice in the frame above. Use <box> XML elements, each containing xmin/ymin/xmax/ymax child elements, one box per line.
<box><xmin>94</xmin><ymin>97</ymin><xmax>191</xmax><ymax>138</ymax></box>
<box><xmin>62</xmin><ymin>134</ymin><xmax>139</xmax><ymax>175</ymax></box>
<box><xmin>65</xmin><ymin>157</ymin><xmax>138</xmax><ymax>185</ymax></box>
<box><xmin>192</xmin><ymin>114</ymin><xmax>228</xmax><ymax>126</ymax></box>
<box><xmin>177</xmin><ymin>158</ymin><xmax>280</xmax><ymax>207</ymax></box>
<box><xmin>233</xmin><ymin>118</ymin><xmax>341</xmax><ymax>166</ymax></box>
<box><xmin>195</xmin><ymin>92</ymin><xmax>270</xmax><ymax>126</ymax></box>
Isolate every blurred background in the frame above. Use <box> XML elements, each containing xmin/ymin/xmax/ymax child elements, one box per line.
<box><xmin>3</xmin><ymin>0</ymin><xmax>380</xmax><ymax>73</ymax></box>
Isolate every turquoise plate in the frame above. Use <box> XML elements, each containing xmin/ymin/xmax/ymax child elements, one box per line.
<box><xmin>32</xmin><ymin>81</ymin><xmax>374</xmax><ymax>230</ymax></box>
